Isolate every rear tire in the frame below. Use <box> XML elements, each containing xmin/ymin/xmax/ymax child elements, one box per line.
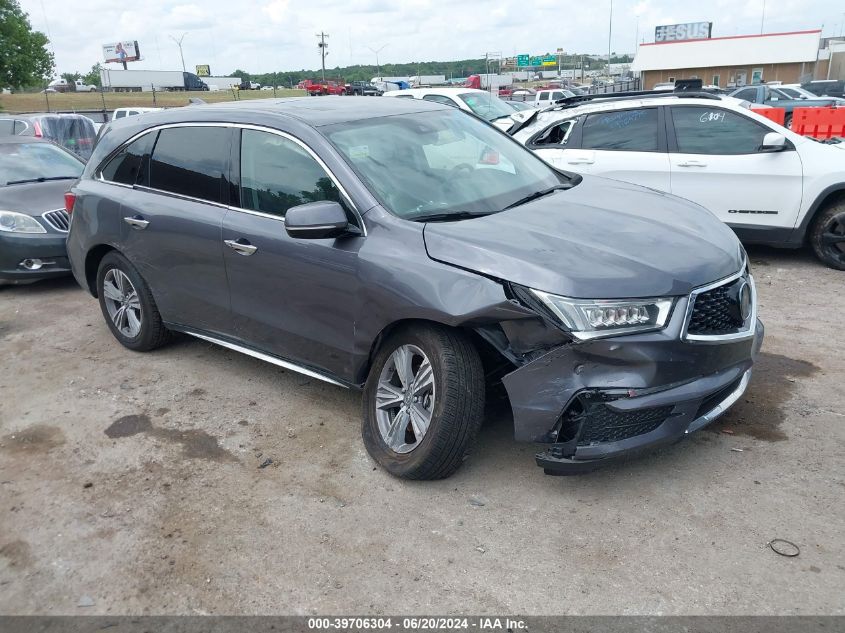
<box><xmin>809</xmin><ymin>201</ymin><xmax>845</xmax><ymax>270</ymax></box>
<box><xmin>784</xmin><ymin>114</ymin><xmax>793</xmax><ymax>130</ymax></box>
<box><xmin>96</xmin><ymin>252</ymin><xmax>171</xmax><ymax>351</ymax></box>
<box><xmin>362</xmin><ymin>324</ymin><xmax>485</xmax><ymax>480</ymax></box>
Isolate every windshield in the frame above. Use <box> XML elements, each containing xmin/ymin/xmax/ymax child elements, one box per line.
<box><xmin>457</xmin><ymin>92</ymin><xmax>516</xmax><ymax>122</ymax></box>
<box><xmin>324</xmin><ymin>109</ymin><xmax>566</xmax><ymax>220</ymax></box>
<box><xmin>0</xmin><ymin>142</ymin><xmax>83</xmax><ymax>186</ymax></box>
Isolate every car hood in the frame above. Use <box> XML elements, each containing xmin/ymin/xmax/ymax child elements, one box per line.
<box><xmin>0</xmin><ymin>180</ymin><xmax>72</xmax><ymax>216</ymax></box>
<box><xmin>423</xmin><ymin>177</ymin><xmax>743</xmax><ymax>299</ymax></box>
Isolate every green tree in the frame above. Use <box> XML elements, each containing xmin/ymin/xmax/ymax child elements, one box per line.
<box><xmin>60</xmin><ymin>71</ymin><xmax>80</xmax><ymax>84</ymax></box>
<box><xmin>0</xmin><ymin>0</ymin><xmax>54</xmax><ymax>89</ymax></box>
<box><xmin>83</xmin><ymin>63</ymin><xmax>102</xmax><ymax>87</ymax></box>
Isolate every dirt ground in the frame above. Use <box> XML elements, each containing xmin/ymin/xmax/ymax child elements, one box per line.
<box><xmin>0</xmin><ymin>245</ymin><xmax>843</xmax><ymax>616</ymax></box>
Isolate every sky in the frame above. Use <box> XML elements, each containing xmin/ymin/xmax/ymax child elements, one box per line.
<box><xmin>19</xmin><ymin>0</ymin><xmax>845</xmax><ymax>77</ymax></box>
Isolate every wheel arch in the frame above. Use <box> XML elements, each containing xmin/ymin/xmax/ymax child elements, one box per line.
<box><xmin>355</xmin><ymin>317</ymin><xmax>511</xmax><ymax>387</ymax></box>
<box><xmin>83</xmin><ymin>244</ymin><xmax>117</xmax><ymax>296</ymax></box>
<box><xmin>797</xmin><ymin>185</ymin><xmax>845</xmax><ymax>243</ymax></box>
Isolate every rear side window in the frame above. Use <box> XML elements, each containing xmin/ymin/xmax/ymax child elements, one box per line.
<box><xmin>671</xmin><ymin>107</ymin><xmax>768</xmax><ymax>155</ymax></box>
<box><xmin>100</xmin><ymin>132</ymin><xmax>156</xmax><ymax>186</ymax></box>
<box><xmin>114</xmin><ymin>111</ymin><xmax>126</xmax><ymax>119</ymax></box>
<box><xmin>239</xmin><ymin>129</ymin><xmax>341</xmax><ymax>218</ymax></box>
<box><xmin>581</xmin><ymin>108</ymin><xmax>658</xmax><ymax>152</ymax></box>
<box><xmin>531</xmin><ymin>120</ymin><xmax>574</xmax><ymax>147</ymax></box>
<box><xmin>423</xmin><ymin>94</ymin><xmax>458</xmax><ymax>107</ymax></box>
<box><xmin>149</xmin><ymin>127</ymin><xmax>229</xmax><ymax>202</ymax></box>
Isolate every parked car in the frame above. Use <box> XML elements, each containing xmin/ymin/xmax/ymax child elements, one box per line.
<box><xmin>801</xmin><ymin>80</ymin><xmax>845</xmax><ymax>99</ymax></box>
<box><xmin>729</xmin><ymin>85</ymin><xmax>841</xmax><ymax>127</ymax></box>
<box><xmin>510</xmin><ymin>92</ymin><xmax>845</xmax><ymax>269</ymax></box>
<box><xmin>48</xmin><ymin>78</ymin><xmax>98</xmax><ymax>93</ymax></box>
<box><xmin>0</xmin><ymin>113</ymin><xmax>97</xmax><ymax>160</ymax></box>
<box><xmin>67</xmin><ymin>98</ymin><xmax>762</xmax><ymax>477</ymax></box>
<box><xmin>0</xmin><ymin>137</ymin><xmax>84</xmax><ymax>284</ymax></box>
<box><xmin>653</xmin><ymin>82</ymin><xmax>675</xmax><ymax>91</ymax></box>
<box><xmin>534</xmin><ymin>89</ymin><xmax>576</xmax><ymax>107</ymax></box>
<box><xmin>778</xmin><ymin>84</ymin><xmax>845</xmax><ymax>106</ymax></box>
<box><xmin>348</xmin><ymin>81</ymin><xmax>383</xmax><ymax>96</ymax></box>
<box><xmin>509</xmin><ymin>88</ymin><xmax>537</xmax><ymax>102</ymax></box>
<box><xmin>304</xmin><ymin>80</ymin><xmax>346</xmax><ymax>96</ymax></box>
<box><xmin>112</xmin><ymin>107</ymin><xmax>163</xmax><ymax>121</ymax></box>
<box><xmin>382</xmin><ymin>88</ymin><xmax>520</xmax><ymax>131</ymax></box>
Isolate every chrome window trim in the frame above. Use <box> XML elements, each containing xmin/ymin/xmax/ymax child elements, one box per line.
<box><xmin>681</xmin><ymin>260</ymin><xmax>757</xmax><ymax>343</ymax></box>
<box><xmin>95</xmin><ymin>121</ymin><xmax>366</xmax><ymax>235</ymax></box>
<box><xmin>186</xmin><ymin>331</ymin><xmax>347</xmax><ymax>388</ymax></box>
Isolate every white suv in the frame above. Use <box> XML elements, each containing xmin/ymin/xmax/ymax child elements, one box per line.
<box><xmin>510</xmin><ymin>93</ymin><xmax>845</xmax><ymax>269</ymax></box>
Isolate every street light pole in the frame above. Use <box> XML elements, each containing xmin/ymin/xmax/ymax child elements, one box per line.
<box><xmin>170</xmin><ymin>33</ymin><xmax>187</xmax><ymax>72</ymax></box>
<box><xmin>368</xmin><ymin>44</ymin><xmax>387</xmax><ymax>80</ymax></box>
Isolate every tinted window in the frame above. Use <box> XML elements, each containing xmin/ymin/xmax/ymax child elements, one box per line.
<box><xmin>239</xmin><ymin>129</ymin><xmax>340</xmax><ymax>218</ymax></box>
<box><xmin>149</xmin><ymin>127</ymin><xmax>229</xmax><ymax>202</ymax></box>
<box><xmin>671</xmin><ymin>107</ymin><xmax>768</xmax><ymax>155</ymax></box>
<box><xmin>581</xmin><ymin>108</ymin><xmax>658</xmax><ymax>152</ymax></box>
<box><xmin>101</xmin><ymin>132</ymin><xmax>156</xmax><ymax>186</ymax></box>
<box><xmin>114</xmin><ymin>111</ymin><xmax>126</xmax><ymax>119</ymax></box>
<box><xmin>733</xmin><ymin>88</ymin><xmax>757</xmax><ymax>101</ymax></box>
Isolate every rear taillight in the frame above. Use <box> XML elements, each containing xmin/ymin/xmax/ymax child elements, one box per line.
<box><xmin>64</xmin><ymin>192</ymin><xmax>76</xmax><ymax>215</ymax></box>
<box><xmin>33</xmin><ymin>120</ymin><xmax>43</xmax><ymax>138</ymax></box>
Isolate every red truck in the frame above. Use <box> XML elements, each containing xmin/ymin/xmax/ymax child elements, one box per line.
<box><xmin>303</xmin><ymin>79</ymin><xmax>347</xmax><ymax>96</ymax></box>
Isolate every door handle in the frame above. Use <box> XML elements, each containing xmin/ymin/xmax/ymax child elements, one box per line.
<box><xmin>677</xmin><ymin>160</ymin><xmax>707</xmax><ymax>167</ymax></box>
<box><xmin>123</xmin><ymin>216</ymin><xmax>149</xmax><ymax>230</ymax></box>
<box><xmin>567</xmin><ymin>158</ymin><xmax>595</xmax><ymax>165</ymax></box>
<box><xmin>224</xmin><ymin>239</ymin><xmax>258</xmax><ymax>256</ymax></box>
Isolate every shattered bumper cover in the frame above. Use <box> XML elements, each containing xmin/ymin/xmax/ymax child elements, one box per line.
<box><xmin>501</xmin><ymin>295</ymin><xmax>764</xmax><ymax>474</ymax></box>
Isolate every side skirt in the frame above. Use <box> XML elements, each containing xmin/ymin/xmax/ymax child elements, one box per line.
<box><xmin>167</xmin><ymin>325</ymin><xmax>353</xmax><ymax>389</ymax></box>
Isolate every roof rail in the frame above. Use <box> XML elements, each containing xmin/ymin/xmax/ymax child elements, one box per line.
<box><xmin>507</xmin><ymin>90</ymin><xmax>723</xmax><ymax>137</ymax></box>
<box><xmin>549</xmin><ymin>90</ymin><xmax>722</xmax><ymax>110</ymax></box>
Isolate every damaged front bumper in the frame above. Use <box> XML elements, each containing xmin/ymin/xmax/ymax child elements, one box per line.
<box><xmin>500</xmin><ymin>294</ymin><xmax>764</xmax><ymax>474</ymax></box>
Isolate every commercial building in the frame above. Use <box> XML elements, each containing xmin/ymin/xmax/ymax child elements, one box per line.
<box><xmin>632</xmin><ymin>29</ymin><xmax>824</xmax><ymax>89</ymax></box>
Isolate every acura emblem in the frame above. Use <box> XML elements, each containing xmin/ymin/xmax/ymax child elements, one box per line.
<box><xmin>737</xmin><ymin>280</ymin><xmax>752</xmax><ymax>321</ymax></box>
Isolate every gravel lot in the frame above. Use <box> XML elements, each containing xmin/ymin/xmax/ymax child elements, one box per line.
<box><xmin>1</xmin><ymin>245</ymin><xmax>843</xmax><ymax>616</ymax></box>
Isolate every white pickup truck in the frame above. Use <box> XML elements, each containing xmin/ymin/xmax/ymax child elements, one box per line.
<box><xmin>47</xmin><ymin>78</ymin><xmax>98</xmax><ymax>93</ymax></box>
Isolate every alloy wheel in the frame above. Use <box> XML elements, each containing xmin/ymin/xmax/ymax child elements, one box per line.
<box><xmin>820</xmin><ymin>212</ymin><xmax>845</xmax><ymax>265</ymax></box>
<box><xmin>102</xmin><ymin>268</ymin><xmax>142</xmax><ymax>338</ymax></box>
<box><xmin>374</xmin><ymin>344</ymin><xmax>436</xmax><ymax>454</ymax></box>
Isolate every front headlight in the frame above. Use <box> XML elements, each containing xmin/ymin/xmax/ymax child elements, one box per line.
<box><xmin>0</xmin><ymin>211</ymin><xmax>47</xmax><ymax>234</ymax></box>
<box><xmin>529</xmin><ymin>289</ymin><xmax>674</xmax><ymax>340</ymax></box>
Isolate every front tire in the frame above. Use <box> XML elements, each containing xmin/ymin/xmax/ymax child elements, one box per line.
<box><xmin>96</xmin><ymin>252</ymin><xmax>171</xmax><ymax>351</ymax></box>
<box><xmin>809</xmin><ymin>201</ymin><xmax>845</xmax><ymax>270</ymax></box>
<box><xmin>362</xmin><ymin>324</ymin><xmax>485</xmax><ymax>480</ymax></box>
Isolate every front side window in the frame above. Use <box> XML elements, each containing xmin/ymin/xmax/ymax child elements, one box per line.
<box><xmin>100</xmin><ymin>132</ymin><xmax>156</xmax><ymax>186</ymax></box>
<box><xmin>324</xmin><ymin>109</ymin><xmax>563</xmax><ymax>220</ymax></box>
<box><xmin>0</xmin><ymin>142</ymin><xmax>83</xmax><ymax>186</ymax></box>
<box><xmin>422</xmin><ymin>94</ymin><xmax>459</xmax><ymax>108</ymax></box>
<box><xmin>671</xmin><ymin>106</ymin><xmax>769</xmax><ymax>155</ymax></box>
<box><xmin>239</xmin><ymin>129</ymin><xmax>340</xmax><ymax>218</ymax></box>
<box><xmin>531</xmin><ymin>120</ymin><xmax>574</xmax><ymax>147</ymax></box>
<box><xmin>581</xmin><ymin>108</ymin><xmax>658</xmax><ymax>152</ymax></box>
<box><xmin>149</xmin><ymin>126</ymin><xmax>229</xmax><ymax>202</ymax></box>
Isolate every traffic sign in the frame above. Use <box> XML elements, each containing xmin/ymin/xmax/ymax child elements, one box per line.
<box><xmin>516</xmin><ymin>54</ymin><xmax>529</xmax><ymax>67</ymax></box>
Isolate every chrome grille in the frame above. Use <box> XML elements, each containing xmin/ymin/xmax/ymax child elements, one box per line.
<box><xmin>683</xmin><ymin>268</ymin><xmax>756</xmax><ymax>342</ymax></box>
<box><xmin>42</xmin><ymin>209</ymin><xmax>70</xmax><ymax>232</ymax></box>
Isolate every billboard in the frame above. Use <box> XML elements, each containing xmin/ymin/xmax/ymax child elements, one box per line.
<box><xmin>103</xmin><ymin>41</ymin><xmax>141</xmax><ymax>63</ymax></box>
<box><xmin>655</xmin><ymin>22</ymin><xmax>712</xmax><ymax>43</ymax></box>
<box><xmin>196</xmin><ymin>64</ymin><xmax>211</xmax><ymax>77</ymax></box>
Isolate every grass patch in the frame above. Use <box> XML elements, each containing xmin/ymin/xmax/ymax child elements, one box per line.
<box><xmin>0</xmin><ymin>89</ymin><xmax>307</xmax><ymax>113</ymax></box>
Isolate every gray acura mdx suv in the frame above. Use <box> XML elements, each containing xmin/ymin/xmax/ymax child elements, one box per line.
<box><xmin>66</xmin><ymin>98</ymin><xmax>763</xmax><ymax>478</ymax></box>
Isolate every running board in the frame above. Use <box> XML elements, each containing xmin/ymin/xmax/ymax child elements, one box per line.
<box><xmin>186</xmin><ymin>331</ymin><xmax>348</xmax><ymax>388</ymax></box>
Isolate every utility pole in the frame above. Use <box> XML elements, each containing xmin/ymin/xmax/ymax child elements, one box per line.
<box><xmin>367</xmin><ymin>44</ymin><xmax>387</xmax><ymax>80</ymax></box>
<box><xmin>760</xmin><ymin>0</ymin><xmax>766</xmax><ymax>34</ymax></box>
<box><xmin>170</xmin><ymin>33</ymin><xmax>187</xmax><ymax>72</ymax></box>
<box><xmin>316</xmin><ymin>32</ymin><xmax>329</xmax><ymax>82</ymax></box>
<box><xmin>607</xmin><ymin>0</ymin><xmax>613</xmax><ymax>79</ymax></box>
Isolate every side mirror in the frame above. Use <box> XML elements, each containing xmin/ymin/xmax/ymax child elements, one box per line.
<box><xmin>285</xmin><ymin>200</ymin><xmax>355</xmax><ymax>239</ymax></box>
<box><xmin>760</xmin><ymin>132</ymin><xmax>787</xmax><ymax>152</ymax></box>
